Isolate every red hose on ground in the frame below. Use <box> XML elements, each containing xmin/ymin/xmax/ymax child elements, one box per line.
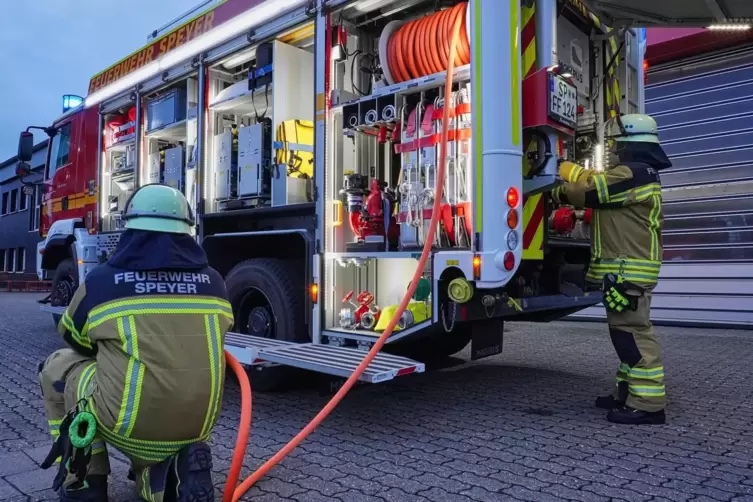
<box><xmin>223</xmin><ymin>8</ymin><xmax>465</xmax><ymax>502</ymax></box>
<box><xmin>222</xmin><ymin>351</ymin><xmax>252</xmax><ymax>502</ymax></box>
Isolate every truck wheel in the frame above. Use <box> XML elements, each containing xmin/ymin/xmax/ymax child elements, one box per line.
<box><xmin>225</xmin><ymin>258</ymin><xmax>307</xmax><ymax>392</ymax></box>
<box><xmin>388</xmin><ymin>323</ymin><xmax>472</xmax><ymax>362</ymax></box>
<box><xmin>50</xmin><ymin>258</ymin><xmax>77</xmax><ymax>328</ymax></box>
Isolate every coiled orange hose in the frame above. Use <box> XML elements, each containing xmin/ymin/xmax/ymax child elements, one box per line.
<box><xmin>387</xmin><ymin>3</ymin><xmax>471</xmax><ymax>84</ymax></box>
<box><xmin>223</xmin><ymin>7</ymin><xmax>466</xmax><ymax>502</ymax></box>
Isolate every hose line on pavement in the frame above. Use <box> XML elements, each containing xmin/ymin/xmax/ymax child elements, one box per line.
<box><xmin>223</xmin><ymin>9</ymin><xmax>465</xmax><ymax>502</ymax></box>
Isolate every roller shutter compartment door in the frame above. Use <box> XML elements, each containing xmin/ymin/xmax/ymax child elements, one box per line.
<box><xmin>572</xmin><ymin>45</ymin><xmax>753</xmax><ymax>328</ymax></box>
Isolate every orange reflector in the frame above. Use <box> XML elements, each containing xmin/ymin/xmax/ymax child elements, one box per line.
<box><xmin>332</xmin><ymin>200</ymin><xmax>343</xmax><ymax>227</ymax></box>
<box><xmin>503</xmin><ymin>252</ymin><xmax>515</xmax><ymax>271</ymax></box>
<box><xmin>507</xmin><ymin>187</ymin><xmax>520</xmax><ymax>208</ymax></box>
<box><xmin>472</xmin><ymin>254</ymin><xmax>481</xmax><ymax>280</ymax></box>
<box><xmin>78</xmin><ymin>259</ymin><xmax>84</xmax><ymax>265</ymax></box>
<box><xmin>310</xmin><ymin>284</ymin><xmax>319</xmax><ymax>303</ymax></box>
<box><xmin>507</xmin><ymin>209</ymin><xmax>518</xmax><ymax>229</ymax></box>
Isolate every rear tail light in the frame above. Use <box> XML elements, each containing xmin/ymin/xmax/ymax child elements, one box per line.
<box><xmin>507</xmin><ymin>187</ymin><xmax>520</xmax><ymax>208</ymax></box>
<box><xmin>310</xmin><ymin>284</ymin><xmax>319</xmax><ymax>303</ymax></box>
<box><xmin>503</xmin><ymin>252</ymin><xmax>515</xmax><ymax>271</ymax></box>
<box><xmin>507</xmin><ymin>209</ymin><xmax>518</xmax><ymax>228</ymax></box>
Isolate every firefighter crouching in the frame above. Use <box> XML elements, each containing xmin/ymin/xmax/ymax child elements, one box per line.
<box><xmin>552</xmin><ymin>114</ymin><xmax>672</xmax><ymax>425</ymax></box>
<box><xmin>37</xmin><ymin>184</ymin><xmax>234</xmax><ymax>501</ymax></box>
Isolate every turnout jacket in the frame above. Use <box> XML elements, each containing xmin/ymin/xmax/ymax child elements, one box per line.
<box><xmin>57</xmin><ymin>230</ymin><xmax>234</xmax><ymax>462</ymax></box>
<box><xmin>552</xmin><ymin>161</ymin><xmax>663</xmax><ymax>286</ymax></box>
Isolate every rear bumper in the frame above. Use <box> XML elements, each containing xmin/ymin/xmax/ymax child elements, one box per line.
<box><xmin>458</xmin><ymin>292</ymin><xmax>603</xmax><ymax>323</ymax></box>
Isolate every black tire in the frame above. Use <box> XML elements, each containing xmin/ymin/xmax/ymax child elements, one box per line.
<box><xmin>225</xmin><ymin>258</ymin><xmax>307</xmax><ymax>392</ymax></box>
<box><xmin>50</xmin><ymin>258</ymin><xmax>77</xmax><ymax>327</ymax></box>
<box><xmin>387</xmin><ymin>323</ymin><xmax>472</xmax><ymax>362</ymax></box>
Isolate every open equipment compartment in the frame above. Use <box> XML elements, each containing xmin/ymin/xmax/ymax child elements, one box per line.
<box><xmin>142</xmin><ymin>76</ymin><xmax>201</xmax><ymax>233</ymax></box>
<box><xmin>101</xmin><ymin>103</ymin><xmax>138</xmax><ymax>231</ymax></box>
<box><xmin>322</xmin><ymin>0</ymin><xmax>474</xmax><ymax>344</ymax></box>
<box><xmin>205</xmin><ymin>35</ymin><xmax>315</xmax><ymax>214</ymax></box>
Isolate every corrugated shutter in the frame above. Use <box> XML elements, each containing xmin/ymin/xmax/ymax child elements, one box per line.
<box><xmin>571</xmin><ymin>44</ymin><xmax>753</xmax><ymax>327</ymax></box>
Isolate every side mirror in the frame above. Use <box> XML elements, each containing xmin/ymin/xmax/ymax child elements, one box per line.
<box><xmin>16</xmin><ymin>162</ymin><xmax>32</xmax><ymax>179</ymax></box>
<box><xmin>18</xmin><ymin>131</ymin><xmax>34</xmax><ymax>162</ymax></box>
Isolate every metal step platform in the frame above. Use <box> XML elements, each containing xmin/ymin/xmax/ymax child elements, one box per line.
<box><xmin>40</xmin><ymin>305</ymin><xmax>66</xmax><ymax>315</ymax></box>
<box><xmin>224</xmin><ymin>332</ymin><xmax>425</xmax><ymax>384</ymax></box>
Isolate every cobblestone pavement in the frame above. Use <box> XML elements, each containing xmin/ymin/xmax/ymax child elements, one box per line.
<box><xmin>2</xmin><ymin>292</ymin><xmax>753</xmax><ymax>501</ymax></box>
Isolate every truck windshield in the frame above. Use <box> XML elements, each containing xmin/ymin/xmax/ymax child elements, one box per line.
<box><xmin>47</xmin><ymin>123</ymin><xmax>72</xmax><ymax>180</ymax></box>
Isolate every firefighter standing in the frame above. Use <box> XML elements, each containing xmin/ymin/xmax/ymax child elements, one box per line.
<box><xmin>37</xmin><ymin>184</ymin><xmax>234</xmax><ymax>501</ymax></box>
<box><xmin>552</xmin><ymin>114</ymin><xmax>671</xmax><ymax>425</ymax></box>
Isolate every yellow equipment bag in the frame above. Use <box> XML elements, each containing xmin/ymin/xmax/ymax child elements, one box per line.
<box><xmin>374</xmin><ymin>302</ymin><xmax>431</xmax><ymax>332</ymax></box>
<box><xmin>276</xmin><ymin>119</ymin><xmax>314</xmax><ymax>179</ymax></box>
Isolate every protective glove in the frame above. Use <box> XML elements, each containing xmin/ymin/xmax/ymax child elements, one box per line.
<box><xmin>558</xmin><ymin>161</ymin><xmax>584</xmax><ymax>183</ymax></box>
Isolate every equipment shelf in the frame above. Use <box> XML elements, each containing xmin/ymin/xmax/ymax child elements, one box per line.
<box><xmin>323</xmin><ymin>319</ymin><xmax>432</xmax><ymax>343</ymax></box>
<box><xmin>106</xmin><ymin>137</ymin><xmax>135</xmax><ymax>152</ymax></box>
<box><xmin>209</xmin><ymin>82</ymin><xmax>275</xmax><ymax>116</ymax></box>
<box><xmin>331</xmin><ymin>64</ymin><xmax>471</xmax><ymax>110</ymax></box>
<box><xmin>145</xmin><ymin>119</ymin><xmax>188</xmax><ymax>142</ymax></box>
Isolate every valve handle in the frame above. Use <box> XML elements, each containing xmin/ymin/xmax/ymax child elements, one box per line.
<box><xmin>343</xmin><ymin>290</ymin><xmax>354</xmax><ymax>303</ymax></box>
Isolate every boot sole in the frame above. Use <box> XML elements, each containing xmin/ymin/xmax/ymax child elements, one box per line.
<box><xmin>176</xmin><ymin>443</ymin><xmax>215</xmax><ymax>502</ymax></box>
<box><xmin>607</xmin><ymin>412</ymin><xmax>666</xmax><ymax>425</ymax></box>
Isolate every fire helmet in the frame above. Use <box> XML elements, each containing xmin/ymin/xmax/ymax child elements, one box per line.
<box><xmin>605</xmin><ymin>114</ymin><xmax>660</xmax><ymax>144</ymax></box>
<box><xmin>122</xmin><ymin>184</ymin><xmax>195</xmax><ymax>234</ymax></box>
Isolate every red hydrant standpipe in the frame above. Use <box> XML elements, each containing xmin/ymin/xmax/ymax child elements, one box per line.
<box><xmin>222</xmin><ymin>11</ymin><xmax>465</xmax><ymax>502</ymax></box>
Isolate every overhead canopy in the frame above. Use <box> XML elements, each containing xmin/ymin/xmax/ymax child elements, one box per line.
<box><xmin>583</xmin><ymin>0</ymin><xmax>753</xmax><ymax>27</ymax></box>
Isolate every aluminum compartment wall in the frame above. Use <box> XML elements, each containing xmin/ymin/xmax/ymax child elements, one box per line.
<box><xmin>571</xmin><ymin>44</ymin><xmax>753</xmax><ymax>327</ymax></box>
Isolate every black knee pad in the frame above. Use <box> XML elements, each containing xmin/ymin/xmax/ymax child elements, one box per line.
<box><xmin>609</xmin><ymin>327</ymin><xmax>642</xmax><ymax>367</ymax></box>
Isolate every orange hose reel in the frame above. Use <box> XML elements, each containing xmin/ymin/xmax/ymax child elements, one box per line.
<box><xmin>386</xmin><ymin>3</ymin><xmax>471</xmax><ymax>84</ymax></box>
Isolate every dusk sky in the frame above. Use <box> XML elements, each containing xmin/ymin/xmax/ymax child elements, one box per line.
<box><xmin>0</xmin><ymin>0</ymin><xmax>192</xmax><ymax>159</ymax></box>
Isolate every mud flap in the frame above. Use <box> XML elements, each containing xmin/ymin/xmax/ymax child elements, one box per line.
<box><xmin>470</xmin><ymin>319</ymin><xmax>504</xmax><ymax>360</ymax></box>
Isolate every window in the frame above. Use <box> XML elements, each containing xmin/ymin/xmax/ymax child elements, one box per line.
<box><xmin>48</xmin><ymin>123</ymin><xmax>73</xmax><ymax>179</ymax></box>
<box><xmin>1</xmin><ymin>192</ymin><xmax>7</xmax><ymax>215</ymax></box>
<box><xmin>16</xmin><ymin>248</ymin><xmax>25</xmax><ymax>273</ymax></box>
<box><xmin>9</xmin><ymin>189</ymin><xmax>18</xmax><ymax>213</ymax></box>
<box><xmin>0</xmin><ymin>249</ymin><xmax>5</xmax><ymax>272</ymax></box>
<box><xmin>29</xmin><ymin>185</ymin><xmax>40</xmax><ymax>232</ymax></box>
<box><xmin>19</xmin><ymin>189</ymin><xmax>28</xmax><ymax>211</ymax></box>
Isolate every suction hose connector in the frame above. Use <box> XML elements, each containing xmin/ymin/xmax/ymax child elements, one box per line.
<box><xmin>448</xmin><ymin>277</ymin><xmax>473</xmax><ymax>304</ymax></box>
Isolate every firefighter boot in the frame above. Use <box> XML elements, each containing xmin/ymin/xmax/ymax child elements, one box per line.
<box><xmin>57</xmin><ymin>475</ymin><xmax>108</xmax><ymax>502</ymax></box>
<box><xmin>607</xmin><ymin>405</ymin><xmax>666</xmax><ymax>425</ymax></box>
<box><xmin>172</xmin><ymin>442</ymin><xmax>215</xmax><ymax>502</ymax></box>
<box><xmin>595</xmin><ymin>381</ymin><xmax>628</xmax><ymax>409</ymax></box>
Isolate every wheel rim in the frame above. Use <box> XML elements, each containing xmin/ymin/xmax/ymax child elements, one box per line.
<box><xmin>242</xmin><ymin>288</ymin><xmax>276</xmax><ymax>339</ymax></box>
<box><xmin>52</xmin><ymin>277</ymin><xmax>74</xmax><ymax>307</ymax></box>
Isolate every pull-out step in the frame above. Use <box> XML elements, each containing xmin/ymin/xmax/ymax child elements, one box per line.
<box><xmin>224</xmin><ymin>332</ymin><xmax>425</xmax><ymax>384</ymax></box>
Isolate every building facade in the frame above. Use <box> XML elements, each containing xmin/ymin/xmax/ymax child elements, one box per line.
<box><xmin>574</xmin><ymin>29</ymin><xmax>753</xmax><ymax>328</ymax></box>
<box><xmin>0</xmin><ymin>141</ymin><xmax>48</xmax><ymax>281</ymax></box>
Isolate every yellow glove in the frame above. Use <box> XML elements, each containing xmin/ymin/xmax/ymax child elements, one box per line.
<box><xmin>558</xmin><ymin>161</ymin><xmax>584</xmax><ymax>183</ymax></box>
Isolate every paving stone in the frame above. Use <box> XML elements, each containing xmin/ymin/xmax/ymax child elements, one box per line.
<box><xmin>4</xmin><ymin>294</ymin><xmax>753</xmax><ymax>501</ymax></box>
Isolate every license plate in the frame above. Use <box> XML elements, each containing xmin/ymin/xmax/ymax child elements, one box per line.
<box><xmin>548</xmin><ymin>74</ymin><xmax>578</xmax><ymax>128</ymax></box>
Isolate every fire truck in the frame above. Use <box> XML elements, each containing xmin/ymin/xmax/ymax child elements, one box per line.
<box><xmin>17</xmin><ymin>0</ymin><xmax>654</xmax><ymax>389</ymax></box>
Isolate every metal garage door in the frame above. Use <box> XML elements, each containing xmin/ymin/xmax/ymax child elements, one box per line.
<box><xmin>573</xmin><ymin>44</ymin><xmax>753</xmax><ymax>327</ymax></box>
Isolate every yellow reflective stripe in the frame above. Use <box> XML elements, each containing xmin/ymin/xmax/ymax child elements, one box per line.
<box><xmin>510</xmin><ymin>0</ymin><xmax>520</xmax><ymax>147</ymax></box>
<box><xmin>569</xmin><ymin>165</ymin><xmax>585</xmax><ymax>183</ymax></box>
<box><xmin>627</xmin><ymin>366</ymin><xmax>664</xmax><ymax>379</ymax></box>
<box><xmin>201</xmin><ymin>314</ymin><xmax>222</xmax><ymax>437</ymax></box>
<box><xmin>88</xmin><ymin>297</ymin><xmax>233</xmax><ymax>329</ymax></box>
<box><xmin>473</xmin><ymin>0</ymin><xmax>483</xmax><ymax>231</ymax></box>
<box><xmin>114</xmin><ymin>316</ymin><xmax>144</xmax><ymax>438</ymax></box>
<box><xmin>77</xmin><ymin>362</ymin><xmax>97</xmax><ymax>400</ymax></box>
<box><xmin>609</xmin><ymin>183</ymin><xmax>662</xmax><ymax>203</ymax></box>
<box><xmin>592</xmin><ymin>210</ymin><xmax>601</xmax><ymax>258</ymax></box>
<box><xmin>649</xmin><ymin>194</ymin><xmax>662</xmax><ymax>261</ymax></box>
<box><xmin>62</xmin><ymin>313</ymin><xmax>93</xmax><ymax>349</ymax></box>
<box><xmin>594</xmin><ymin>174</ymin><xmax>609</xmax><ymax>204</ymax></box>
<box><xmin>629</xmin><ymin>385</ymin><xmax>665</xmax><ymax>398</ymax></box>
<box><xmin>90</xmin><ymin>296</ymin><xmax>232</xmax><ymax>317</ymax></box>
